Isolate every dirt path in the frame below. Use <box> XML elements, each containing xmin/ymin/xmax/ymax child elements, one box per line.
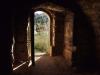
<box><xmin>13</xmin><ymin>54</ymin><xmax>99</xmax><ymax>75</ymax></box>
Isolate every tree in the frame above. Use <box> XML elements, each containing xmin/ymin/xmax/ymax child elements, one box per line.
<box><xmin>34</xmin><ymin>12</ymin><xmax>49</xmax><ymax>32</ymax></box>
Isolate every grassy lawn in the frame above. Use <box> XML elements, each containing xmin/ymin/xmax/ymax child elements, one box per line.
<box><xmin>34</xmin><ymin>31</ymin><xmax>50</xmax><ymax>53</ymax></box>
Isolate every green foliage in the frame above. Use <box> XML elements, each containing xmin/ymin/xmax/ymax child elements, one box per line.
<box><xmin>34</xmin><ymin>13</ymin><xmax>49</xmax><ymax>32</ymax></box>
<box><xmin>34</xmin><ymin>32</ymin><xmax>50</xmax><ymax>52</ymax></box>
<box><xmin>34</xmin><ymin>11</ymin><xmax>50</xmax><ymax>53</ymax></box>
<box><xmin>34</xmin><ymin>13</ymin><xmax>48</xmax><ymax>25</ymax></box>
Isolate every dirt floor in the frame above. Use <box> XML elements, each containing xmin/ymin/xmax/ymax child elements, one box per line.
<box><xmin>13</xmin><ymin>54</ymin><xmax>100</xmax><ymax>75</ymax></box>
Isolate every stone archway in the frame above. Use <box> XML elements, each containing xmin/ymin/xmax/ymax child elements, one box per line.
<box><xmin>34</xmin><ymin>10</ymin><xmax>51</xmax><ymax>61</ymax></box>
<box><xmin>30</xmin><ymin>8</ymin><xmax>55</xmax><ymax>65</ymax></box>
<box><xmin>29</xmin><ymin>2</ymin><xmax>74</xmax><ymax>66</ymax></box>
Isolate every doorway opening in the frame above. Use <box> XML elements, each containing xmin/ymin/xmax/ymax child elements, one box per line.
<box><xmin>34</xmin><ymin>11</ymin><xmax>50</xmax><ymax>61</ymax></box>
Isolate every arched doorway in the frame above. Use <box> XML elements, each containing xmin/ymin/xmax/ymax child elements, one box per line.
<box><xmin>34</xmin><ymin>10</ymin><xmax>51</xmax><ymax>61</ymax></box>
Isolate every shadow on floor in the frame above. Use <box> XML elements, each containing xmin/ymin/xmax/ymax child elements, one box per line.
<box><xmin>13</xmin><ymin>54</ymin><xmax>100</xmax><ymax>75</ymax></box>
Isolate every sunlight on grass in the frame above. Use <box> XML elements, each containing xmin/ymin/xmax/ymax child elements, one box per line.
<box><xmin>34</xmin><ymin>32</ymin><xmax>50</xmax><ymax>53</ymax></box>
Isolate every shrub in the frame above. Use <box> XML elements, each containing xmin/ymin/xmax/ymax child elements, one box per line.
<box><xmin>34</xmin><ymin>32</ymin><xmax>50</xmax><ymax>52</ymax></box>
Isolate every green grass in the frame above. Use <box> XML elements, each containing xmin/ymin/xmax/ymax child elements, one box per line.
<box><xmin>34</xmin><ymin>31</ymin><xmax>50</xmax><ymax>53</ymax></box>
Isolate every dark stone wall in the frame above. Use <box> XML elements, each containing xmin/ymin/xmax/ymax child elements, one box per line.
<box><xmin>63</xmin><ymin>11</ymin><xmax>73</xmax><ymax>66</ymax></box>
<box><xmin>73</xmin><ymin>12</ymin><xmax>97</xmax><ymax>70</ymax></box>
<box><xmin>0</xmin><ymin>0</ymin><xmax>32</xmax><ymax>74</ymax></box>
<box><xmin>0</xmin><ymin>0</ymin><xmax>14</xmax><ymax>74</ymax></box>
<box><xmin>13</xmin><ymin>11</ymin><xmax>28</xmax><ymax>65</ymax></box>
<box><xmin>12</xmin><ymin>0</ymin><xmax>32</xmax><ymax>67</ymax></box>
<box><xmin>77</xmin><ymin>0</ymin><xmax>100</xmax><ymax>68</ymax></box>
<box><xmin>72</xmin><ymin>0</ymin><xmax>100</xmax><ymax>70</ymax></box>
<box><xmin>54</xmin><ymin>12</ymin><xmax>65</xmax><ymax>56</ymax></box>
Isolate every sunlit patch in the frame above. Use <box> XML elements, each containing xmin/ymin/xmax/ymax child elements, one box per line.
<box><xmin>11</xmin><ymin>36</ymin><xmax>15</xmax><ymax>67</ymax></box>
<box><xmin>35</xmin><ymin>52</ymin><xmax>46</xmax><ymax>61</ymax></box>
<box><xmin>34</xmin><ymin>11</ymin><xmax>44</xmax><ymax>15</ymax></box>
<box><xmin>28</xmin><ymin>60</ymin><xmax>32</xmax><ymax>67</ymax></box>
<box><xmin>13</xmin><ymin>62</ymin><xmax>26</xmax><ymax>71</ymax></box>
